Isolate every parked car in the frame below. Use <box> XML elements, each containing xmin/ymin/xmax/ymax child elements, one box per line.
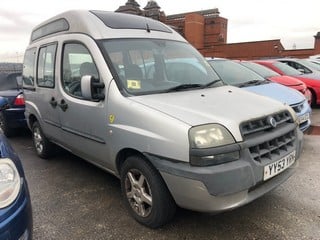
<box><xmin>278</xmin><ymin>58</ymin><xmax>320</xmax><ymax>74</ymax></box>
<box><xmin>306</xmin><ymin>58</ymin><xmax>320</xmax><ymax>66</ymax></box>
<box><xmin>254</xmin><ymin>60</ymin><xmax>320</xmax><ymax>106</ymax></box>
<box><xmin>23</xmin><ymin>10</ymin><xmax>303</xmax><ymax>228</ymax></box>
<box><xmin>0</xmin><ymin>72</ymin><xmax>27</xmax><ymax>137</ymax></box>
<box><xmin>0</xmin><ymin>133</ymin><xmax>32</xmax><ymax>239</ymax></box>
<box><xmin>208</xmin><ymin>58</ymin><xmax>311</xmax><ymax>132</ymax></box>
<box><xmin>239</xmin><ymin>61</ymin><xmax>311</xmax><ymax>103</ymax></box>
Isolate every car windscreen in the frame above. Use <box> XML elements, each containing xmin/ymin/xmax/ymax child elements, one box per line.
<box><xmin>298</xmin><ymin>59</ymin><xmax>320</xmax><ymax>71</ymax></box>
<box><xmin>208</xmin><ymin>60</ymin><xmax>265</xmax><ymax>85</ymax></box>
<box><xmin>273</xmin><ymin>62</ymin><xmax>303</xmax><ymax>76</ymax></box>
<box><xmin>0</xmin><ymin>72</ymin><xmax>21</xmax><ymax>91</ymax></box>
<box><xmin>101</xmin><ymin>39</ymin><xmax>221</xmax><ymax>95</ymax></box>
<box><xmin>241</xmin><ymin>62</ymin><xmax>280</xmax><ymax>78</ymax></box>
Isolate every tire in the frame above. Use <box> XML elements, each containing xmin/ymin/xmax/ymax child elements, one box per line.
<box><xmin>0</xmin><ymin>112</ymin><xmax>16</xmax><ymax>137</ymax></box>
<box><xmin>32</xmin><ymin>121</ymin><xmax>55</xmax><ymax>158</ymax></box>
<box><xmin>120</xmin><ymin>155</ymin><xmax>176</xmax><ymax>228</ymax></box>
<box><xmin>310</xmin><ymin>89</ymin><xmax>317</xmax><ymax>107</ymax></box>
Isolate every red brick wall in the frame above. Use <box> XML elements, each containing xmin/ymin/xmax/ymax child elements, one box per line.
<box><xmin>164</xmin><ymin>10</ymin><xmax>320</xmax><ymax>60</ymax></box>
<box><xmin>184</xmin><ymin>14</ymin><xmax>205</xmax><ymax>49</ymax></box>
<box><xmin>203</xmin><ymin>17</ymin><xmax>227</xmax><ymax>48</ymax></box>
<box><xmin>203</xmin><ymin>40</ymin><xmax>320</xmax><ymax>60</ymax></box>
<box><xmin>314</xmin><ymin>37</ymin><xmax>320</xmax><ymax>53</ymax></box>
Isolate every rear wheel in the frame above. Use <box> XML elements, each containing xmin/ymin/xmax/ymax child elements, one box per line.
<box><xmin>0</xmin><ymin>112</ymin><xmax>16</xmax><ymax>137</ymax></box>
<box><xmin>32</xmin><ymin>121</ymin><xmax>55</xmax><ymax>158</ymax></box>
<box><xmin>120</xmin><ymin>155</ymin><xmax>176</xmax><ymax>228</ymax></box>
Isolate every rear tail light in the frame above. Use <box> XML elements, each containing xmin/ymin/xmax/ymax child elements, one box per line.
<box><xmin>14</xmin><ymin>94</ymin><xmax>25</xmax><ymax>106</ymax></box>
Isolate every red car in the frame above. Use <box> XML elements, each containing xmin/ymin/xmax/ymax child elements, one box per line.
<box><xmin>254</xmin><ymin>60</ymin><xmax>320</xmax><ymax>106</ymax></box>
<box><xmin>239</xmin><ymin>61</ymin><xmax>311</xmax><ymax>104</ymax></box>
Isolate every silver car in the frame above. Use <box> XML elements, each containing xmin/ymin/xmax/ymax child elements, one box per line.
<box><xmin>23</xmin><ymin>10</ymin><xmax>303</xmax><ymax>228</ymax></box>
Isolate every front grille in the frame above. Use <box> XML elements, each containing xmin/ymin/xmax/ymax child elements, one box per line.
<box><xmin>249</xmin><ymin>130</ymin><xmax>295</xmax><ymax>162</ymax></box>
<box><xmin>240</xmin><ymin>111</ymin><xmax>292</xmax><ymax>137</ymax></box>
<box><xmin>240</xmin><ymin>110</ymin><xmax>296</xmax><ymax>163</ymax></box>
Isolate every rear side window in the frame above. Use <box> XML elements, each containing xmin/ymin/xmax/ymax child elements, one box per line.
<box><xmin>23</xmin><ymin>48</ymin><xmax>36</xmax><ymax>87</ymax></box>
<box><xmin>37</xmin><ymin>44</ymin><xmax>57</xmax><ymax>88</ymax></box>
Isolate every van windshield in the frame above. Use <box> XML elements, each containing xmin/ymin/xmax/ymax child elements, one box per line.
<box><xmin>101</xmin><ymin>39</ymin><xmax>221</xmax><ymax>95</ymax></box>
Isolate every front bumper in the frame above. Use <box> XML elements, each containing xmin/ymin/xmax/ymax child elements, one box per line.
<box><xmin>147</xmin><ymin>128</ymin><xmax>303</xmax><ymax>213</ymax></box>
<box><xmin>0</xmin><ymin>179</ymin><xmax>32</xmax><ymax>240</ymax></box>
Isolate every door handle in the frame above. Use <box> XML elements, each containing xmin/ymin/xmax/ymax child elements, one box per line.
<box><xmin>58</xmin><ymin>99</ymin><xmax>68</xmax><ymax>112</ymax></box>
<box><xmin>49</xmin><ymin>97</ymin><xmax>57</xmax><ymax>108</ymax></box>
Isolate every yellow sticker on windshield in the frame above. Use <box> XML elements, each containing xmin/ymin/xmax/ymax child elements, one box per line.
<box><xmin>127</xmin><ymin>80</ymin><xmax>141</xmax><ymax>89</ymax></box>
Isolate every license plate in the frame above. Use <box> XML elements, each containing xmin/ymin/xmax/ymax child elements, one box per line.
<box><xmin>263</xmin><ymin>150</ymin><xmax>296</xmax><ymax>181</ymax></box>
<box><xmin>298</xmin><ymin>113</ymin><xmax>309</xmax><ymax>124</ymax></box>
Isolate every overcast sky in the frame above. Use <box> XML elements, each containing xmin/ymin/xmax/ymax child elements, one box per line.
<box><xmin>1</xmin><ymin>0</ymin><xmax>319</xmax><ymax>62</ymax></box>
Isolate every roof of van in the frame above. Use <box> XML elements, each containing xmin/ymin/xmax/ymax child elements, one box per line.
<box><xmin>30</xmin><ymin>10</ymin><xmax>186</xmax><ymax>43</ymax></box>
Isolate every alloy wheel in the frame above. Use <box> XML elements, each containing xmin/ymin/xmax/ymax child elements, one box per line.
<box><xmin>125</xmin><ymin>169</ymin><xmax>153</xmax><ymax>217</ymax></box>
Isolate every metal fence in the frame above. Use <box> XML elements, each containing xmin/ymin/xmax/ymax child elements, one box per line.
<box><xmin>0</xmin><ymin>63</ymin><xmax>23</xmax><ymax>73</ymax></box>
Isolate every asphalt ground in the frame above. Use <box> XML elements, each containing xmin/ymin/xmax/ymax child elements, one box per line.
<box><xmin>7</xmin><ymin>107</ymin><xmax>320</xmax><ymax>240</ymax></box>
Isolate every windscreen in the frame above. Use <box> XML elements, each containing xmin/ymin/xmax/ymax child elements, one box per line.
<box><xmin>241</xmin><ymin>62</ymin><xmax>280</xmax><ymax>78</ymax></box>
<box><xmin>102</xmin><ymin>39</ymin><xmax>221</xmax><ymax>95</ymax></box>
<box><xmin>208</xmin><ymin>60</ymin><xmax>265</xmax><ymax>85</ymax></box>
<box><xmin>0</xmin><ymin>72</ymin><xmax>21</xmax><ymax>91</ymax></box>
<box><xmin>298</xmin><ymin>59</ymin><xmax>320</xmax><ymax>71</ymax></box>
<box><xmin>273</xmin><ymin>62</ymin><xmax>303</xmax><ymax>76</ymax></box>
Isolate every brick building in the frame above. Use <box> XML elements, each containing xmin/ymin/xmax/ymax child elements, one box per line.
<box><xmin>115</xmin><ymin>0</ymin><xmax>320</xmax><ymax>59</ymax></box>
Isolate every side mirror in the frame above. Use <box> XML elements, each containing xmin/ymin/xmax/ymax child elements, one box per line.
<box><xmin>81</xmin><ymin>76</ymin><xmax>105</xmax><ymax>101</ymax></box>
<box><xmin>297</xmin><ymin>68</ymin><xmax>305</xmax><ymax>74</ymax></box>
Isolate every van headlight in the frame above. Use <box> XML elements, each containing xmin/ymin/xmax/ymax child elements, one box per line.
<box><xmin>189</xmin><ymin>124</ymin><xmax>235</xmax><ymax>148</ymax></box>
<box><xmin>0</xmin><ymin>159</ymin><xmax>21</xmax><ymax>208</ymax></box>
<box><xmin>189</xmin><ymin>124</ymin><xmax>239</xmax><ymax>166</ymax></box>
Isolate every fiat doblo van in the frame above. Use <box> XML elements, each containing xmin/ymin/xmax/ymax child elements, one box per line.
<box><xmin>23</xmin><ymin>10</ymin><xmax>303</xmax><ymax>228</ymax></box>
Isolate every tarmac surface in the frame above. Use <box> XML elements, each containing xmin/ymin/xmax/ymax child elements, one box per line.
<box><xmin>7</xmin><ymin>107</ymin><xmax>320</xmax><ymax>240</ymax></box>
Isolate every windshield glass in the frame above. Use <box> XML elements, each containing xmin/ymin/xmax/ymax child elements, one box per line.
<box><xmin>298</xmin><ymin>59</ymin><xmax>320</xmax><ymax>71</ymax></box>
<box><xmin>0</xmin><ymin>72</ymin><xmax>21</xmax><ymax>91</ymax></box>
<box><xmin>240</xmin><ymin>62</ymin><xmax>280</xmax><ymax>78</ymax></box>
<box><xmin>208</xmin><ymin>59</ymin><xmax>265</xmax><ymax>85</ymax></box>
<box><xmin>101</xmin><ymin>39</ymin><xmax>221</xmax><ymax>95</ymax></box>
<box><xmin>273</xmin><ymin>62</ymin><xmax>303</xmax><ymax>76</ymax></box>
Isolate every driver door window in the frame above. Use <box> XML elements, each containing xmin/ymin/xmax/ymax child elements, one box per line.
<box><xmin>62</xmin><ymin>43</ymin><xmax>99</xmax><ymax>98</ymax></box>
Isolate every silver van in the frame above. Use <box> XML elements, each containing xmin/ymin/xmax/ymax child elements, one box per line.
<box><xmin>23</xmin><ymin>10</ymin><xmax>303</xmax><ymax>228</ymax></box>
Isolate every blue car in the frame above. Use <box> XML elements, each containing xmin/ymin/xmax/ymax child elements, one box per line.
<box><xmin>0</xmin><ymin>133</ymin><xmax>32</xmax><ymax>240</ymax></box>
<box><xmin>0</xmin><ymin>72</ymin><xmax>26</xmax><ymax>137</ymax></box>
<box><xmin>208</xmin><ymin>58</ymin><xmax>312</xmax><ymax>132</ymax></box>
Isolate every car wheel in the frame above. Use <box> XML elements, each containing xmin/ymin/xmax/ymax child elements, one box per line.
<box><xmin>120</xmin><ymin>155</ymin><xmax>176</xmax><ymax>228</ymax></box>
<box><xmin>32</xmin><ymin>121</ymin><xmax>54</xmax><ymax>158</ymax></box>
<box><xmin>310</xmin><ymin>89</ymin><xmax>317</xmax><ymax>107</ymax></box>
<box><xmin>0</xmin><ymin>112</ymin><xmax>16</xmax><ymax>137</ymax></box>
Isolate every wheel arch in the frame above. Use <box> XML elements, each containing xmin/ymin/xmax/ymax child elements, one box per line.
<box><xmin>27</xmin><ymin>114</ymin><xmax>38</xmax><ymax>130</ymax></box>
<box><xmin>308</xmin><ymin>87</ymin><xmax>317</xmax><ymax>106</ymax></box>
<box><xmin>115</xmin><ymin>148</ymin><xmax>154</xmax><ymax>176</ymax></box>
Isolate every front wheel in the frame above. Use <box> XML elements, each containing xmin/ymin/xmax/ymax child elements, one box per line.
<box><xmin>310</xmin><ymin>89</ymin><xmax>318</xmax><ymax>107</ymax></box>
<box><xmin>32</xmin><ymin>121</ymin><xmax>55</xmax><ymax>158</ymax></box>
<box><xmin>120</xmin><ymin>155</ymin><xmax>176</xmax><ymax>228</ymax></box>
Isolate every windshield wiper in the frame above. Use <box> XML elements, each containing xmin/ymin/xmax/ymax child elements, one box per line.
<box><xmin>166</xmin><ymin>84</ymin><xmax>203</xmax><ymax>92</ymax></box>
<box><xmin>201</xmin><ymin>79</ymin><xmax>222</xmax><ymax>88</ymax></box>
<box><xmin>237</xmin><ymin>80</ymin><xmax>263</xmax><ymax>87</ymax></box>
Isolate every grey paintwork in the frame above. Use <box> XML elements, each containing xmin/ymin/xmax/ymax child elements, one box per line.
<box><xmin>24</xmin><ymin>10</ymin><xmax>302</xmax><ymax>213</ymax></box>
